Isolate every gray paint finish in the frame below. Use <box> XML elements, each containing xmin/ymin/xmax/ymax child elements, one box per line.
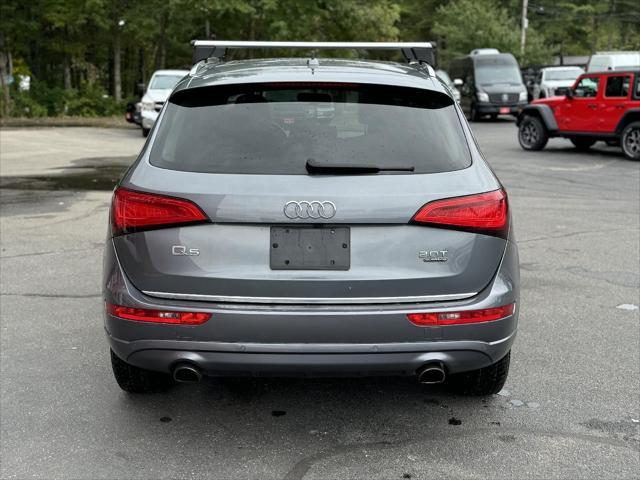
<box><xmin>104</xmin><ymin>56</ymin><xmax>519</xmax><ymax>377</ymax></box>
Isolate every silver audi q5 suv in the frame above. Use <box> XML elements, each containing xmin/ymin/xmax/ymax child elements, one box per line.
<box><xmin>104</xmin><ymin>41</ymin><xmax>519</xmax><ymax>395</ymax></box>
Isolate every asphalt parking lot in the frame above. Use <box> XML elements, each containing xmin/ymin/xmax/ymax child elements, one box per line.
<box><xmin>1</xmin><ymin>122</ymin><xmax>639</xmax><ymax>479</ymax></box>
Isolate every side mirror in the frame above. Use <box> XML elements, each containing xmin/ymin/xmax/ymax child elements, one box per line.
<box><xmin>453</xmin><ymin>78</ymin><xmax>463</xmax><ymax>87</ymax></box>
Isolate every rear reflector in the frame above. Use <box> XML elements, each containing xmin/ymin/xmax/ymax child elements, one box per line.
<box><xmin>407</xmin><ymin>303</ymin><xmax>515</xmax><ymax>326</ymax></box>
<box><xmin>411</xmin><ymin>189</ymin><xmax>508</xmax><ymax>238</ymax></box>
<box><xmin>111</xmin><ymin>187</ymin><xmax>209</xmax><ymax>236</ymax></box>
<box><xmin>106</xmin><ymin>303</ymin><xmax>211</xmax><ymax>325</ymax></box>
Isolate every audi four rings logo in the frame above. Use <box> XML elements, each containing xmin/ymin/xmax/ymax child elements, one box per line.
<box><xmin>283</xmin><ymin>201</ymin><xmax>336</xmax><ymax>219</ymax></box>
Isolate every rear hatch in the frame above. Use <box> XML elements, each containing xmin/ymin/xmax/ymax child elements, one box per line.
<box><xmin>113</xmin><ymin>82</ymin><xmax>507</xmax><ymax>304</ymax></box>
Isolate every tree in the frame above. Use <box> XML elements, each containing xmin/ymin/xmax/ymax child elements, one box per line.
<box><xmin>433</xmin><ymin>0</ymin><xmax>551</xmax><ymax>66</ymax></box>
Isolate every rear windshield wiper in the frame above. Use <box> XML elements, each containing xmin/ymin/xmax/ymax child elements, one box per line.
<box><xmin>306</xmin><ymin>158</ymin><xmax>415</xmax><ymax>175</ymax></box>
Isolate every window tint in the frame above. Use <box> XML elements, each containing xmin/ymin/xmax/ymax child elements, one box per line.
<box><xmin>605</xmin><ymin>75</ymin><xmax>631</xmax><ymax>97</ymax></box>
<box><xmin>574</xmin><ymin>77</ymin><xmax>600</xmax><ymax>97</ymax></box>
<box><xmin>636</xmin><ymin>75</ymin><xmax>640</xmax><ymax>98</ymax></box>
<box><xmin>150</xmin><ymin>83</ymin><xmax>471</xmax><ymax>175</ymax></box>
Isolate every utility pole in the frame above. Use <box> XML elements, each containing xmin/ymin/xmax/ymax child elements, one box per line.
<box><xmin>521</xmin><ymin>0</ymin><xmax>529</xmax><ymax>56</ymax></box>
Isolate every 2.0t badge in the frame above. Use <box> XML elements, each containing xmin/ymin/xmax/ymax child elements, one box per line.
<box><xmin>418</xmin><ymin>250</ymin><xmax>448</xmax><ymax>262</ymax></box>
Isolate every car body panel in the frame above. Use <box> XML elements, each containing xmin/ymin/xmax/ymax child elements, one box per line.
<box><xmin>104</xmin><ymin>57</ymin><xmax>520</xmax><ymax>378</ymax></box>
<box><xmin>449</xmin><ymin>52</ymin><xmax>528</xmax><ymax>118</ymax></box>
<box><xmin>532</xmin><ymin>66</ymin><xmax>584</xmax><ymax>99</ymax></box>
<box><xmin>524</xmin><ymin>70</ymin><xmax>640</xmax><ymax>137</ymax></box>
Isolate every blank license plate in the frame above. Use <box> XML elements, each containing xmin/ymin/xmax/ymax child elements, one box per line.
<box><xmin>270</xmin><ymin>227</ymin><xmax>350</xmax><ymax>270</ymax></box>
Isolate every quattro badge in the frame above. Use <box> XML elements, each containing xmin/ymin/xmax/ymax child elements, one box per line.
<box><xmin>419</xmin><ymin>250</ymin><xmax>448</xmax><ymax>262</ymax></box>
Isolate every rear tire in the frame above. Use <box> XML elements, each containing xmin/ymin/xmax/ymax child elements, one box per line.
<box><xmin>469</xmin><ymin>103</ymin><xmax>482</xmax><ymax>122</ymax></box>
<box><xmin>110</xmin><ymin>350</ymin><xmax>174</xmax><ymax>393</ymax></box>
<box><xmin>621</xmin><ymin>122</ymin><xmax>640</xmax><ymax>160</ymax></box>
<box><xmin>518</xmin><ymin>115</ymin><xmax>548</xmax><ymax>151</ymax></box>
<box><xmin>142</xmin><ymin>127</ymin><xmax>150</xmax><ymax>138</ymax></box>
<box><xmin>570</xmin><ymin>137</ymin><xmax>596</xmax><ymax>151</ymax></box>
<box><xmin>447</xmin><ymin>351</ymin><xmax>511</xmax><ymax>396</ymax></box>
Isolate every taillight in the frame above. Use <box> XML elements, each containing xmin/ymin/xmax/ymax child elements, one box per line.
<box><xmin>411</xmin><ymin>189</ymin><xmax>508</xmax><ymax>238</ymax></box>
<box><xmin>407</xmin><ymin>303</ymin><xmax>515</xmax><ymax>326</ymax></box>
<box><xmin>111</xmin><ymin>187</ymin><xmax>209</xmax><ymax>236</ymax></box>
<box><xmin>106</xmin><ymin>303</ymin><xmax>211</xmax><ymax>325</ymax></box>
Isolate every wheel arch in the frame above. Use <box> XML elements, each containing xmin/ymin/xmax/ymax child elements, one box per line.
<box><xmin>615</xmin><ymin>109</ymin><xmax>640</xmax><ymax>135</ymax></box>
<box><xmin>517</xmin><ymin>104</ymin><xmax>558</xmax><ymax>134</ymax></box>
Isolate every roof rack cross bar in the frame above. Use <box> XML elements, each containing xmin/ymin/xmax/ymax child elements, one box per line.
<box><xmin>191</xmin><ymin>40</ymin><xmax>436</xmax><ymax>67</ymax></box>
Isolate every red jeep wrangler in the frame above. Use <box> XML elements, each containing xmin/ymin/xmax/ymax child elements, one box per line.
<box><xmin>517</xmin><ymin>70</ymin><xmax>640</xmax><ymax>160</ymax></box>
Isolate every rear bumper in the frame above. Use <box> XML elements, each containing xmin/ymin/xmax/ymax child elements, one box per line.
<box><xmin>104</xmin><ymin>238</ymin><xmax>519</xmax><ymax>377</ymax></box>
<box><xmin>476</xmin><ymin>102</ymin><xmax>527</xmax><ymax>115</ymax></box>
<box><xmin>108</xmin><ymin>333</ymin><xmax>515</xmax><ymax>377</ymax></box>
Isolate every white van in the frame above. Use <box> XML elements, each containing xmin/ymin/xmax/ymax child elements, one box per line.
<box><xmin>587</xmin><ymin>51</ymin><xmax>640</xmax><ymax>72</ymax></box>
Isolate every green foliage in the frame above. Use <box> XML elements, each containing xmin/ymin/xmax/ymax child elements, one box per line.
<box><xmin>433</xmin><ymin>0</ymin><xmax>551</xmax><ymax>66</ymax></box>
<box><xmin>65</xmin><ymin>83</ymin><xmax>125</xmax><ymax>117</ymax></box>
<box><xmin>0</xmin><ymin>0</ymin><xmax>637</xmax><ymax>117</ymax></box>
<box><xmin>4</xmin><ymin>80</ymin><xmax>124</xmax><ymax>118</ymax></box>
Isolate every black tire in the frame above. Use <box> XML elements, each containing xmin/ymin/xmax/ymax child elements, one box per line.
<box><xmin>518</xmin><ymin>115</ymin><xmax>548</xmax><ymax>151</ymax></box>
<box><xmin>570</xmin><ymin>137</ymin><xmax>596</xmax><ymax>151</ymax></box>
<box><xmin>489</xmin><ymin>113</ymin><xmax>498</xmax><ymax>121</ymax></box>
<box><xmin>447</xmin><ymin>351</ymin><xmax>511</xmax><ymax>396</ymax></box>
<box><xmin>469</xmin><ymin>103</ymin><xmax>482</xmax><ymax>122</ymax></box>
<box><xmin>621</xmin><ymin>121</ymin><xmax>640</xmax><ymax>160</ymax></box>
<box><xmin>142</xmin><ymin>127</ymin><xmax>150</xmax><ymax>138</ymax></box>
<box><xmin>110</xmin><ymin>350</ymin><xmax>174</xmax><ymax>393</ymax></box>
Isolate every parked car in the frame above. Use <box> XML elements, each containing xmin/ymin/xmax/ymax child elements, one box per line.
<box><xmin>587</xmin><ymin>51</ymin><xmax>640</xmax><ymax>72</ymax></box>
<box><xmin>517</xmin><ymin>69</ymin><xmax>640</xmax><ymax>160</ymax></box>
<box><xmin>124</xmin><ymin>101</ymin><xmax>141</xmax><ymax>126</ymax></box>
<box><xmin>436</xmin><ymin>69</ymin><xmax>461</xmax><ymax>102</ymax></box>
<box><xmin>140</xmin><ymin>69</ymin><xmax>189</xmax><ymax>137</ymax></box>
<box><xmin>450</xmin><ymin>49</ymin><xmax>528</xmax><ymax>121</ymax></box>
<box><xmin>532</xmin><ymin>66</ymin><xmax>584</xmax><ymax>99</ymax></box>
<box><xmin>104</xmin><ymin>41</ymin><xmax>519</xmax><ymax>396</ymax></box>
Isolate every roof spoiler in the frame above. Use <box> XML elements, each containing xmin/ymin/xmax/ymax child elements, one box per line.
<box><xmin>191</xmin><ymin>40</ymin><xmax>436</xmax><ymax>67</ymax></box>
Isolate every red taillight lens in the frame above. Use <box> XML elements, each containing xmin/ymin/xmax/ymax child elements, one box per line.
<box><xmin>407</xmin><ymin>303</ymin><xmax>515</xmax><ymax>326</ymax></box>
<box><xmin>111</xmin><ymin>187</ymin><xmax>209</xmax><ymax>236</ymax></box>
<box><xmin>106</xmin><ymin>303</ymin><xmax>211</xmax><ymax>325</ymax></box>
<box><xmin>411</xmin><ymin>189</ymin><xmax>508</xmax><ymax>238</ymax></box>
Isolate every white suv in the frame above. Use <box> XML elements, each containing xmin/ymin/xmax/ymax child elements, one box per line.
<box><xmin>140</xmin><ymin>69</ymin><xmax>189</xmax><ymax>137</ymax></box>
<box><xmin>533</xmin><ymin>66</ymin><xmax>583</xmax><ymax>99</ymax></box>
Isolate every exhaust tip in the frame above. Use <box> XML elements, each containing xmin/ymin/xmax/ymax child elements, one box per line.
<box><xmin>172</xmin><ymin>363</ymin><xmax>202</xmax><ymax>383</ymax></box>
<box><xmin>417</xmin><ymin>363</ymin><xmax>446</xmax><ymax>384</ymax></box>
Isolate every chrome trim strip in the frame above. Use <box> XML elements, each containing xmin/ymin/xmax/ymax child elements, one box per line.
<box><xmin>141</xmin><ymin>291</ymin><xmax>477</xmax><ymax>305</ymax></box>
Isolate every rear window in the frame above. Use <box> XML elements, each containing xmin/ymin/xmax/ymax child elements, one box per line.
<box><xmin>149</xmin><ymin>83</ymin><xmax>471</xmax><ymax>175</ymax></box>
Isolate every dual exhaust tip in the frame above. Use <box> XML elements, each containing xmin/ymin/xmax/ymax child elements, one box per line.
<box><xmin>417</xmin><ymin>363</ymin><xmax>446</xmax><ymax>384</ymax></box>
<box><xmin>172</xmin><ymin>362</ymin><xmax>446</xmax><ymax>385</ymax></box>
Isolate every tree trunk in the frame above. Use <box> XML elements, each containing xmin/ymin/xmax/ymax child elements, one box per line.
<box><xmin>155</xmin><ymin>12</ymin><xmax>168</xmax><ymax>70</ymax></box>
<box><xmin>607</xmin><ymin>0</ymin><xmax>616</xmax><ymax>50</ymax></box>
<box><xmin>113</xmin><ymin>32</ymin><xmax>122</xmax><ymax>101</ymax></box>
<box><xmin>0</xmin><ymin>48</ymin><xmax>11</xmax><ymax>117</ymax></box>
<box><xmin>63</xmin><ymin>55</ymin><xmax>72</xmax><ymax>90</ymax></box>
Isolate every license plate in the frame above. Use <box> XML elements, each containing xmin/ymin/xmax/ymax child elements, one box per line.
<box><xmin>499</xmin><ymin>107</ymin><xmax>510</xmax><ymax>114</ymax></box>
<box><xmin>270</xmin><ymin>227</ymin><xmax>350</xmax><ymax>270</ymax></box>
